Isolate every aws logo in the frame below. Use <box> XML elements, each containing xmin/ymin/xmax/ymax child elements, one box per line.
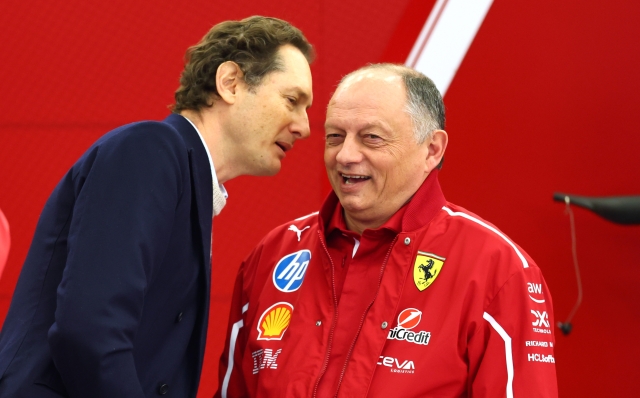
<box><xmin>273</xmin><ymin>250</ymin><xmax>311</xmax><ymax>292</ymax></box>
<box><xmin>257</xmin><ymin>302</ymin><xmax>293</xmax><ymax>341</ymax></box>
<box><xmin>527</xmin><ymin>282</ymin><xmax>545</xmax><ymax>304</ymax></box>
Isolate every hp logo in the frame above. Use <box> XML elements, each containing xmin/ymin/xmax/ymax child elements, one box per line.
<box><xmin>273</xmin><ymin>250</ymin><xmax>311</xmax><ymax>292</ymax></box>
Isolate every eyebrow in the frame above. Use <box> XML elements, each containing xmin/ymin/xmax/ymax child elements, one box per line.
<box><xmin>324</xmin><ymin>121</ymin><xmax>387</xmax><ymax>131</ymax></box>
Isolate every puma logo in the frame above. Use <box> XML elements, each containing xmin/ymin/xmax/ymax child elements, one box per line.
<box><xmin>288</xmin><ymin>225</ymin><xmax>310</xmax><ymax>242</ymax></box>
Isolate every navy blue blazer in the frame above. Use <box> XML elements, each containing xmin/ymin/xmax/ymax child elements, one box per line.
<box><xmin>0</xmin><ymin>114</ymin><xmax>213</xmax><ymax>397</ymax></box>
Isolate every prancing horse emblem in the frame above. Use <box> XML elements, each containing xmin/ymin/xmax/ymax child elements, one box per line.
<box><xmin>288</xmin><ymin>225</ymin><xmax>310</xmax><ymax>242</ymax></box>
<box><xmin>413</xmin><ymin>252</ymin><xmax>446</xmax><ymax>292</ymax></box>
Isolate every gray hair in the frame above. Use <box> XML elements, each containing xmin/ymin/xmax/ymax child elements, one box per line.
<box><xmin>338</xmin><ymin>63</ymin><xmax>445</xmax><ymax>144</ymax></box>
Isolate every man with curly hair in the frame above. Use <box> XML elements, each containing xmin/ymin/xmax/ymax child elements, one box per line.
<box><xmin>0</xmin><ymin>16</ymin><xmax>314</xmax><ymax>398</ymax></box>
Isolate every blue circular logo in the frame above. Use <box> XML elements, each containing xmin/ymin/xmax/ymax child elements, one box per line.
<box><xmin>273</xmin><ymin>250</ymin><xmax>311</xmax><ymax>292</ymax></box>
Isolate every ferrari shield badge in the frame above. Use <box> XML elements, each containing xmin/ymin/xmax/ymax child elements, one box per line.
<box><xmin>413</xmin><ymin>251</ymin><xmax>445</xmax><ymax>291</ymax></box>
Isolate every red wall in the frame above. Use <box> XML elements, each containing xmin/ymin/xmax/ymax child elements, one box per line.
<box><xmin>1</xmin><ymin>0</ymin><xmax>639</xmax><ymax>396</ymax></box>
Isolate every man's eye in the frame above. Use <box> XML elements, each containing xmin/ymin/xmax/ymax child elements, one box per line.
<box><xmin>287</xmin><ymin>97</ymin><xmax>297</xmax><ymax>105</ymax></box>
<box><xmin>325</xmin><ymin>134</ymin><xmax>344</xmax><ymax>144</ymax></box>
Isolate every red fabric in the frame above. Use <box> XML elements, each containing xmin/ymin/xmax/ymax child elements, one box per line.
<box><xmin>0</xmin><ymin>209</ymin><xmax>9</xmax><ymax>278</ymax></box>
<box><xmin>216</xmin><ymin>171</ymin><xmax>558</xmax><ymax>397</ymax></box>
<box><xmin>318</xmin><ymin>202</ymin><xmax>406</xmax><ymax>396</ymax></box>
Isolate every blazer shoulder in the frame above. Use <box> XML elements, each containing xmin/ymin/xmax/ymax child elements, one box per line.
<box><xmin>96</xmin><ymin>120</ymin><xmax>186</xmax><ymax>151</ymax></box>
<box><xmin>66</xmin><ymin>121</ymin><xmax>191</xmax><ymax>196</ymax></box>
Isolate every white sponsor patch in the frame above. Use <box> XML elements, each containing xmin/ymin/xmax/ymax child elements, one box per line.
<box><xmin>252</xmin><ymin>348</ymin><xmax>282</xmax><ymax>374</ymax></box>
<box><xmin>287</xmin><ymin>225</ymin><xmax>310</xmax><ymax>241</ymax></box>
<box><xmin>377</xmin><ymin>356</ymin><xmax>416</xmax><ymax>374</ymax></box>
<box><xmin>527</xmin><ymin>353</ymin><xmax>555</xmax><ymax>363</ymax></box>
<box><xmin>531</xmin><ymin>310</ymin><xmax>550</xmax><ymax>328</ymax></box>
<box><xmin>525</xmin><ymin>341</ymin><xmax>550</xmax><ymax>347</ymax></box>
<box><xmin>527</xmin><ymin>282</ymin><xmax>545</xmax><ymax>303</ymax></box>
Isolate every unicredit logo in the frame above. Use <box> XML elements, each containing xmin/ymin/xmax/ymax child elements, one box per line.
<box><xmin>397</xmin><ymin>308</ymin><xmax>422</xmax><ymax>329</ymax></box>
<box><xmin>387</xmin><ymin>308</ymin><xmax>431</xmax><ymax>346</ymax></box>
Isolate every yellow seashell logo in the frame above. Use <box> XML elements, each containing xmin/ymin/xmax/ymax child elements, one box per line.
<box><xmin>257</xmin><ymin>302</ymin><xmax>294</xmax><ymax>340</ymax></box>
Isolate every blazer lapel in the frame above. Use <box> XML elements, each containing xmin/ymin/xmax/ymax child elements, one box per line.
<box><xmin>163</xmin><ymin>113</ymin><xmax>213</xmax><ymax>270</ymax></box>
<box><xmin>163</xmin><ymin>114</ymin><xmax>213</xmax><ymax>384</ymax></box>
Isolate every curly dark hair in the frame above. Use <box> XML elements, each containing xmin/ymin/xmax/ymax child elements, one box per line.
<box><xmin>172</xmin><ymin>16</ymin><xmax>314</xmax><ymax>113</ymax></box>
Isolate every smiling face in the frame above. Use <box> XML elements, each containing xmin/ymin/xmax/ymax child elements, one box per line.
<box><xmin>228</xmin><ymin>44</ymin><xmax>313</xmax><ymax>176</ymax></box>
<box><xmin>324</xmin><ymin>70</ymin><xmax>432</xmax><ymax>233</ymax></box>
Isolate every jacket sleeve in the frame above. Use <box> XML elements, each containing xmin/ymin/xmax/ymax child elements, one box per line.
<box><xmin>215</xmin><ymin>239</ymin><xmax>271</xmax><ymax>398</ymax></box>
<box><xmin>47</xmin><ymin>126</ymin><xmax>184</xmax><ymax>397</ymax></box>
<box><xmin>215</xmin><ymin>260</ymin><xmax>251</xmax><ymax>398</ymax></box>
<box><xmin>468</xmin><ymin>265</ymin><xmax>559</xmax><ymax>397</ymax></box>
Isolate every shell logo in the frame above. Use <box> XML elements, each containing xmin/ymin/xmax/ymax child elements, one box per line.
<box><xmin>257</xmin><ymin>302</ymin><xmax>294</xmax><ymax>340</ymax></box>
<box><xmin>397</xmin><ymin>308</ymin><xmax>422</xmax><ymax>330</ymax></box>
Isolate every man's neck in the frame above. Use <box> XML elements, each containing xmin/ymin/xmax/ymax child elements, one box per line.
<box><xmin>180</xmin><ymin>108</ymin><xmax>235</xmax><ymax>184</ymax></box>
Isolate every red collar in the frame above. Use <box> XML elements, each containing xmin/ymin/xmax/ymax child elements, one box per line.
<box><xmin>319</xmin><ymin>169</ymin><xmax>446</xmax><ymax>235</ymax></box>
<box><xmin>326</xmin><ymin>199</ymin><xmax>407</xmax><ymax>238</ymax></box>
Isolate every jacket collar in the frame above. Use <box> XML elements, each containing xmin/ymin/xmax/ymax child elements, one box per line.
<box><xmin>319</xmin><ymin>169</ymin><xmax>446</xmax><ymax>234</ymax></box>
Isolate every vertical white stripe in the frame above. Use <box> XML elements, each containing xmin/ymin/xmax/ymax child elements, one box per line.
<box><xmin>406</xmin><ymin>0</ymin><xmax>449</xmax><ymax>67</ymax></box>
<box><xmin>221</xmin><ymin>303</ymin><xmax>249</xmax><ymax>398</ymax></box>
<box><xmin>406</xmin><ymin>0</ymin><xmax>494</xmax><ymax>96</ymax></box>
<box><xmin>483</xmin><ymin>312</ymin><xmax>514</xmax><ymax>398</ymax></box>
<box><xmin>442</xmin><ymin>206</ymin><xmax>529</xmax><ymax>268</ymax></box>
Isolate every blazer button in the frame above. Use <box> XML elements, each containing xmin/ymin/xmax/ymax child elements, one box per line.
<box><xmin>175</xmin><ymin>312</ymin><xmax>183</xmax><ymax>323</ymax></box>
<box><xmin>158</xmin><ymin>383</ymin><xmax>169</xmax><ymax>395</ymax></box>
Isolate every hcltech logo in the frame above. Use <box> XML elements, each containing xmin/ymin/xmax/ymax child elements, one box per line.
<box><xmin>273</xmin><ymin>250</ymin><xmax>311</xmax><ymax>292</ymax></box>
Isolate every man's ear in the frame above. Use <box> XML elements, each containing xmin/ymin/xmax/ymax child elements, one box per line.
<box><xmin>216</xmin><ymin>61</ymin><xmax>244</xmax><ymax>105</ymax></box>
<box><xmin>426</xmin><ymin>129</ymin><xmax>448</xmax><ymax>171</ymax></box>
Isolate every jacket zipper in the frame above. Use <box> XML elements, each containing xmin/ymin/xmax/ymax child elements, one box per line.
<box><xmin>313</xmin><ymin>230</ymin><xmax>340</xmax><ymax>398</ymax></box>
<box><xmin>334</xmin><ymin>236</ymin><xmax>399</xmax><ymax>397</ymax></box>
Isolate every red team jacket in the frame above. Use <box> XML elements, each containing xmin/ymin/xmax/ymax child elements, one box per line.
<box><xmin>217</xmin><ymin>173</ymin><xmax>558</xmax><ymax>397</ymax></box>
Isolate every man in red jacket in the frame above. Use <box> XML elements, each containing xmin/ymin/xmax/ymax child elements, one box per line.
<box><xmin>217</xmin><ymin>64</ymin><xmax>558</xmax><ymax>397</ymax></box>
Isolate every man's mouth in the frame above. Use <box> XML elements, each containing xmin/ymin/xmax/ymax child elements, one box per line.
<box><xmin>341</xmin><ymin>173</ymin><xmax>371</xmax><ymax>185</ymax></box>
<box><xmin>276</xmin><ymin>141</ymin><xmax>292</xmax><ymax>153</ymax></box>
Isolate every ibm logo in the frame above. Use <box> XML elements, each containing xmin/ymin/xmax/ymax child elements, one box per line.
<box><xmin>252</xmin><ymin>348</ymin><xmax>282</xmax><ymax>374</ymax></box>
<box><xmin>273</xmin><ymin>250</ymin><xmax>311</xmax><ymax>292</ymax></box>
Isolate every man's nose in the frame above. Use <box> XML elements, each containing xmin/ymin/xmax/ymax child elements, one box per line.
<box><xmin>291</xmin><ymin>110</ymin><xmax>311</xmax><ymax>140</ymax></box>
<box><xmin>335</xmin><ymin>134</ymin><xmax>363</xmax><ymax>165</ymax></box>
